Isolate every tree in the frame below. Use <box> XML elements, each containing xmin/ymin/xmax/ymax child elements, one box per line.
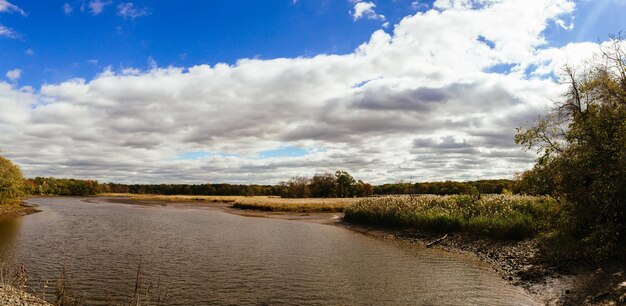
<box><xmin>335</xmin><ymin>171</ymin><xmax>356</xmax><ymax>197</ymax></box>
<box><xmin>282</xmin><ymin>176</ymin><xmax>311</xmax><ymax>198</ymax></box>
<box><xmin>515</xmin><ymin>37</ymin><xmax>626</xmax><ymax>260</ymax></box>
<box><xmin>356</xmin><ymin>180</ymin><xmax>373</xmax><ymax>197</ymax></box>
<box><xmin>309</xmin><ymin>173</ymin><xmax>337</xmax><ymax>198</ymax></box>
<box><xmin>0</xmin><ymin>155</ymin><xmax>24</xmax><ymax>205</ymax></box>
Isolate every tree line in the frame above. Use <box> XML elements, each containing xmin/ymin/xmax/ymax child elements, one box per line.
<box><xmin>18</xmin><ymin>175</ymin><xmax>524</xmax><ymax>198</ymax></box>
<box><xmin>374</xmin><ymin>179</ymin><xmax>517</xmax><ymax>195</ymax></box>
<box><xmin>3</xmin><ymin>157</ymin><xmax>554</xmax><ymax>204</ymax></box>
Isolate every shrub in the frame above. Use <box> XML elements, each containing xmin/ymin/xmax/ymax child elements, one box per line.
<box><xmin>0</xmin><ymin>155</ymin><xmax>24</xmax><ymax>205</ymax></box>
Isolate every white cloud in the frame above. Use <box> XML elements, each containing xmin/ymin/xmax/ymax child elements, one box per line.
<box><xmin>5</xmin><ymin>69</ymin><xmax>21</xmax><ymax>81</ymax></box>
<box><xmin>352</xmin><ymin>1</ymin><xmax>386</xmax><ymax>21</ymax></box>
<box><xmin>0</xmin><ymin>24</ymin><xmax>16</xmax><ymax>38</ymax></box>
<box><xmin>0</xmin><ymin>0</ymin><xmax>26</xmax><ymax>16</ymax></box>
<box><xmin>0</xmin><ymin>0</ymin><xmax>25</xmax><ymax>39</ymax></box>
<box><xmin>0</xmin><ymin>0</ymin><xmax>617</xmax><ymax>184</ymax></box>
<box><xmin>25</xmin><ymin>48</ymin><xmax>34</xmax><ymax>55</ymax></box>
<box><xmin>555</xmin><ymin>16</ymin><xmax>574</xmax><ymax>30</ymax></box>
<box><xmin>88</xmin><ymin>0</ymin><xmax>112</xmax><ymax>15</ymax></box>
<box><xmin>117</xmin><ymin>2</ymin><xmax>149</xmax><ymax>19</ymax></box>
<box><xmin>62</xmin><ymin>3</ymin><xmax>73</xmax><ymax>15</ymax></box>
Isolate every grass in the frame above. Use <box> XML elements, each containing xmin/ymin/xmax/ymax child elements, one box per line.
<box><xmin>343</xmin><ymin>194</ymin><xmax>560</xmax><ymax>239</ymax></box>
<box><xmin>100</xmin><ymin>193</ymin><xmax>359</xmax><ymax>213</ymax></box>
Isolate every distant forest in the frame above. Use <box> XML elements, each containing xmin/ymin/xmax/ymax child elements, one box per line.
<box><xmin>23</xmin><ymin>173</ymin><xmax>524</xmax><ymax>198</ymax></box>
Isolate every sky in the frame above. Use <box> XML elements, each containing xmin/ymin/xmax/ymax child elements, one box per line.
<box><xmin>0</xmin><ymin>0</ymin><xmax>625</xmax><ymax>184</ymax></box>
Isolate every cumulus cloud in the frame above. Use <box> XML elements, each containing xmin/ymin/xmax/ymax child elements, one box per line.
<box><xmin>0</xmin><ymin>0</ymin><xmax>615</xmax><ymax>184</ymax></box>
<box><xmin>117</xmin><ymin>2</ymin><xmax>149</xmax><ymax>19</ymax></box>
<box><xmin>5</xmin><ymin>69</ymin><xmax>21</xmax><ymax>81</ymax></box>
<box><xmin>352</xmin><ymin>1</ymin><xmax>386</xmax><ymax>21</ymax></box>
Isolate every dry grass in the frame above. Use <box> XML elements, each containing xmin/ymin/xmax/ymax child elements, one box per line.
<box><xmin>232</xmin><ymin>197</ymin><xmax>358</xmax><ymax>213</ymax></box>
<box><xmin>100</xmin><ymin>193</ymin><xmax>360</xmax><ymax>212</ymax></box>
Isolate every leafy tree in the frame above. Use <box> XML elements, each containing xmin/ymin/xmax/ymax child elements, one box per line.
<box><xmin>0</xmin><ymin>155</ymin><xmax>24</xmax><ymax>205</ymax></box>
<box><xmin>335</xmin><ymin>171</ymin><xmax>356</xmax><ymax>197</ymax></box>
<box><xmin>309</xmin><ymin>173</ymin><xmax>337</xmax><ymax>198</ymax></box>
<box><xmin>282</xmin><ymin>176</ymin><xmax>311</xmax><ymax>198</ymax></box>
<box><xmin>356</xmin><ymin>180</ymin><xmax>374</xmax><ymax>197</ymax></box>
<box><xmin>515</xmin><ymin>37</ymin><xmax>626</xmax><ymax>260</ymax></box>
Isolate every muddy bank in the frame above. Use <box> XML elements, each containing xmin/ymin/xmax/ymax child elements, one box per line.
<box><xmin>0</xmin><ymin>203</ymin><xmax>40</xmax><ymax>221</ymax></box>
<box><xmin>87</xmin><ymin>196</ymin><xmax>343</xmax><ymax>223</ymax></box>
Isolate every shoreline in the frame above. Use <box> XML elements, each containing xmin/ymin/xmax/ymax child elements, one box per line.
<box><xmin>0</xmin><ymin>202</ymin><xmax>41</xmax><ymax>221</ymax></box>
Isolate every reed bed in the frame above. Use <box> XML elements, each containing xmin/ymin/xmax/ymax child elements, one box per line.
<box><xmin>344</xmin><ymin>194</ymin><xmax>560</xmax><ymax>239</ymax></box>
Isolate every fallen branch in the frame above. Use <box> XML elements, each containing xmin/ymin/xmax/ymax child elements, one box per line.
<box><xmin>426</xmin><ymin>234</ymin><xmax>448</xmax><ymax>248</ymax></box>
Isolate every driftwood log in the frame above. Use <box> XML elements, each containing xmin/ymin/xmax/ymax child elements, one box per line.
<box><xmin>426</xmin><ymin>234</ymin><xmax>448</xmax><ymax>248</ymax></box>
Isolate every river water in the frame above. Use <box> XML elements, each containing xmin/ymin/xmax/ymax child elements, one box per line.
<box><xmin>0</xmin><ymin>197</ymin><xmax>536</xmax><ymax>305</ymax></box>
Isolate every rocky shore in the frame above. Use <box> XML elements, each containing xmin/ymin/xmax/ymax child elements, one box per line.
<box><xmin>0</xmin><ymin>285</ymin><xmax>50</xmax><ymax>306</ymax></box>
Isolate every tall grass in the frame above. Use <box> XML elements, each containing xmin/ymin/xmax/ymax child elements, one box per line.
<box><xmin>344</xmin><ymin>194</ymin><xmax>560</xmax><ymax>239</ymax></box>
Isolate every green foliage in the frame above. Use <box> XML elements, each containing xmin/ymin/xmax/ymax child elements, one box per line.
<box><xmin>25</xmin><ymin>177</ymin><xmax>100</xmax><ymax>196</ymax></box>
<box><xmin>335</xmin><ymin>170</ymin><xmax>356</xmax><ymax>197</ymax></box>
<box><xmin>0</xmin><ymin>155</ymin><xmax>24</xmax><ymax>205</ymax></box>
<box><xmin>279</xmin><ymin>170</ymin><xmax>371</xmax><ymax>198</ymax></box>
<box><xmin>344</xmin><ymin>194</ymin><xmax>560</xmax><ymax>240</ymax></box>
<box><xmin>515</xmin><ymin>37</ymin><xmax>626</xmax><ymax>260</ymax></box>
<box><xmin>309</xmin><ymin>173</ymin><xmax>337</xmax><ymax>197</ymax></box>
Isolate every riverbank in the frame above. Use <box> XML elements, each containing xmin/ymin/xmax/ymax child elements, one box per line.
<box><xmin>0</xmin><ymin>203</ymin><xmax>40</xmax><ymax>221</ymax></box>
<box><xmin>0</xmin><ymin>285</ymin><xmax>51</xmax><ymax>306</ymax></box>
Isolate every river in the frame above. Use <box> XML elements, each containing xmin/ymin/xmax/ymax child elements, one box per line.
<box><xmin>0</xmin><ymin>197</ymin><xmax>537</xmax><ymax>305</ymax></box>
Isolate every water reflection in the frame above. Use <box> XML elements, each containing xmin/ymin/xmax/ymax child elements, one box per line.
<box><xmin>0</xmin><ymin>217</ymin><xmax>21</xmax><ymax>263</ymax></box>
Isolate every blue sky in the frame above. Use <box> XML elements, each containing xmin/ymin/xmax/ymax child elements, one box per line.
<box><xmin>2</xmin><ymin>0</ymin><xmax>623</xmax><ymax>88</ymax></box>
<box><xmin>1</xmin><ymin>0</ymin><xmax>413</xmax><ymax>87</ymax></box>
<box><xmin>0</xmin><ymin>0</ymin><xmax>625</xmax><ymax>183</ymax></box>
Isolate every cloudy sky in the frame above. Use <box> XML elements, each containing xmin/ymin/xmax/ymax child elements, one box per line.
<box><xmin>0</xmin><ymin>0</ymin><xmax>624</xmax><ymax>184</ymax></box>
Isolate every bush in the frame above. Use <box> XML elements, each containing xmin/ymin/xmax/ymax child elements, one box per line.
<box><xmin>0</xmin><ymin>155</ymin><xmax>24</xmax><ymax>205</ymax></box>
